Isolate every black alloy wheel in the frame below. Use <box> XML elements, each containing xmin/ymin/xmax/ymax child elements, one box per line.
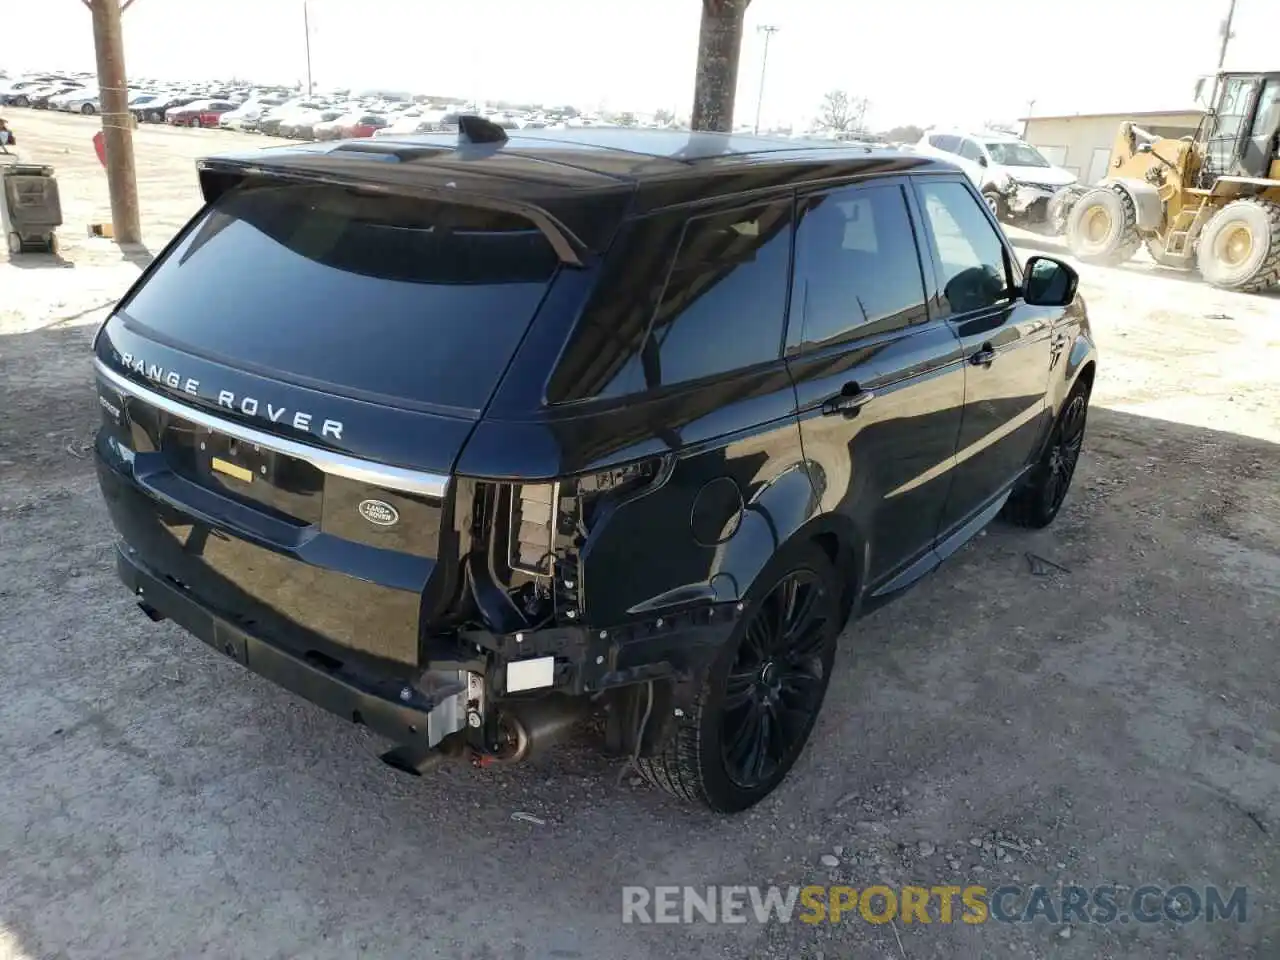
<box><xmin>637</xmin><ymin>541</ymin><xmax>842</xmax><ymax>812</ymax></box>
<box><xmin>721</xmin><ymin>569</ymin><xmax>830</xmax><ymax>789</ymax></box>
<box><xmin>1042</xmin><ymin>392</ymin><xmax>1086</xmax><ymax>514</ymax></box>
<box><xmin>1003</xmin><ymin>379</ymin><xmax>1090</xmax><ymax>528</ymax></box>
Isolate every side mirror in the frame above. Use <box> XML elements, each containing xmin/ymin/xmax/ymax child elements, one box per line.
<box><xmin>1137</xmin><ymin>142</ymin><xmax>1153</xmax><ymax>154</ymax></box>
<box><xmin>1023</xmin><ymin>256</ymin><xmax>1078</xmax><ymax>307</ymax></box>
<box><xmin>977</xmin><ymin>155</ymin><xmax>989</xmax><ymax>168</ymax></box>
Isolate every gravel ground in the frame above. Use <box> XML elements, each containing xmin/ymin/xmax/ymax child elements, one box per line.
<box><xmin>1</xmin><ymin>110</ymin><xmax>1278</xmax><ymax>959</ymax></box>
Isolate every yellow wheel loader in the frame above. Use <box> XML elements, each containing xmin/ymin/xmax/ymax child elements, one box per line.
<box><xmin>1051</xmin><ymin>71</ymin><xmax>1280</xmax><ymax>292</ymax></box>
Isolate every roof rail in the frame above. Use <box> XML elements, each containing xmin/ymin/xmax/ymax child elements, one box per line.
<box><xmin>457</xmin><ymin>114</ymin><xmax>508</xmax><ymax>145</ymax></box>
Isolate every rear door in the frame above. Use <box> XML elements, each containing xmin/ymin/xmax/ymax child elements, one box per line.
<box><xmin>910</xmin><ymin>176</ymin><xmax>1054</xmax><ymax>539</ymax></box>
<box><xmin>785</xmin><ymin>178</ymin><xmax>965</xmax><ymax>592</ymax></box>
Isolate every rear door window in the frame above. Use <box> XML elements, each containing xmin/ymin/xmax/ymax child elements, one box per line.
<box><xmin>548</xmin><ymin>199</ymin><xmax>794</xmax><ymax>402</ymax></box>
<box><xmin>120</xmin><ymin>181</ymin><xmax>559</xmax><ymax>413</ymax></box>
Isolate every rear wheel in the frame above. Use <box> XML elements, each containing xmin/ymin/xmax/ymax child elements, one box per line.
<box><xmin>1002</xmin><ymin>379</ymin><xmax>1090</xmax><ymax>528</ymax></box>
<box><xmin>1066</xmin><ymin>186</ymin><xmax>1141</xmax><ymax>266</ymax></box>
<box><xmin>637</xmin><ymin>541</ymin><xmax>842</xmax><ymax>812</ymax></box>
<box><xmin>1196</xmin><ymin>198</ymin><xmax>1280</xmax><ymax>292</ymax></box>
<box><xmin>80</xmin><ymin>103</ymin><xmax>96</xmax><ymax>115</ymax></box>
<box><xmin>13</xmin><ymin>95</ymin><xmax>28</xmax><ymax>107</ymax></box>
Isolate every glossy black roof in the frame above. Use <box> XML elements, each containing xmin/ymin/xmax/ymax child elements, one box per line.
<box><xmin>198</xmin><ymin>128</ymin><xmax>960</xmax><ymax>261</ymax></box>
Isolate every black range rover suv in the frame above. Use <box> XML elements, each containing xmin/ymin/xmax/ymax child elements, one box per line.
<box><xmin>94</xmin><ymin>120</ymin><xmax>1096</xmax><ymax>812</ymax></box>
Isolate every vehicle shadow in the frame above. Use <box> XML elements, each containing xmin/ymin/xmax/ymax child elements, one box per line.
<box><xmin>1</xmin><ymin>311</ymin><xmax>1278</xmax><ymax>959</ymax></box>
<box><xmin>6</xmin><ymin>249</ymin><xmax>74</xmax><ymax>269</ymax></box>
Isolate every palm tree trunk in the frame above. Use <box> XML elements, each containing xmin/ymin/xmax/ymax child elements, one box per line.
<box><xmin>691</xmin><ymin>0</ymin><xmax>751</xmax><ymax>132</ymax></box>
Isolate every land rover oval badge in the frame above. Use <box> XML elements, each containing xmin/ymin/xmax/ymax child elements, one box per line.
<box><xmin>358</xmin><ymin>499</ymin><xmax>399</xmax><ymax>527</ymax></box>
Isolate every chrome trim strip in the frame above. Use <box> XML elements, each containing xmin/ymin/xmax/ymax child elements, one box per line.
<box><xmin>94</xmin><ymin>359</ymin><xmax>451</xmax><ymax>500</ymax></box>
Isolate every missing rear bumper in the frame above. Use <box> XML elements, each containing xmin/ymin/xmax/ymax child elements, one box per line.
<box><xmin>116</xmin><ymin>544</ymin><xmax>471</xmax><ymax>751</ymax></box>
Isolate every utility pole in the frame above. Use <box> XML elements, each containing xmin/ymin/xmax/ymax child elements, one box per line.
<box><xmin>1023</xmin><ymin>98</ymin><xmax>1036</xmax><ymax>139</ymax></box>
<box><xmin>82</xmin><ymin>0</ymin><xmax>141</xmax><ymax>245</ymax></box>
<box><xmin>303</xmin><ymin>1</ymin><xmax>314</xmax><ymax>96</ymax></box>
<box><xmin>753</xmin><ymin>24</ymin><xmax>779</xmax><ymax>134</ymax></box>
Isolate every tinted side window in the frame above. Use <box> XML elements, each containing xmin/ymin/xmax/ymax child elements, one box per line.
<box><xmin>931</xmin><ymin>134</ymin><xmax>960</xmax><ymax>153</ymax></box>
<box><xmin>916</xmin><ymin>180</ymin><xmax>1011</xmax><ymax>316</ymax></box>
<box><xmin>957</xmin><ymin>139</ymin><xmax>985</xmax><ymax>163</ymax></box>
<box><xmin>548</xmin><ymin>200</ymin><xmax>793</xmax><ymax>402</ymax></box>
<box><xmin>794</xmin><ymin>184</ymin><xmax>927</xmax><ymax>348</ymax></box>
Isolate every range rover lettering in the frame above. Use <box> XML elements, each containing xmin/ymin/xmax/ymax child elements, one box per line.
<box><xmin>94</xmin><ymin>119</ymin><xmax>1096</xmax><ymax>812</ymax></box>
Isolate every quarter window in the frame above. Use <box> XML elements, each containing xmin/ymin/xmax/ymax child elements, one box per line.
<box><xmin>793</xmin><ymin>184</ymin><xmax>927</xmax><ymax>347</ymax></box>
<box><xmin>957</xmin><ymin>139</ymin><xmax>985</xmax><ymax>163</ymax></box>
<box><xmin>547</xmin><ymin>200</ymin><xmax>794</xmax><ymax>402</ymax></box>
<box><xmin>916</xmin><ymin>180</ymin><xmax>1012</xmax><ymax>316</ymax></box>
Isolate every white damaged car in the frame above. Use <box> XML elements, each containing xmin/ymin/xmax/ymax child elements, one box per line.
<box><xmin>916</xmin><ymin>130</ymin><xmax>1078</xmax><ymax>225</ymax></box>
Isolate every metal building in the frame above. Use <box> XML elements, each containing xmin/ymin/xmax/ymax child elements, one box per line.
<box><xmin>1021</xmin><ymin>110</ymin><xmax>1205</xmax><ymax>184</ymax></box>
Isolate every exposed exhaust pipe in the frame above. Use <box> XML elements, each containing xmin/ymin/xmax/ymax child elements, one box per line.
<box><xmin>493</xmin><ymin>695</ymin><xmax>588</xmax><ymax>764</ymax></box>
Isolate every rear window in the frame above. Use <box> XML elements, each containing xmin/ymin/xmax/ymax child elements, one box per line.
<box><xmin>121</xmin><ymin>181</ymin><xmax>558</xmax><ymax>412</ymax></box>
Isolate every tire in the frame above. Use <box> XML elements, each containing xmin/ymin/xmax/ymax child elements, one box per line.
<box><xmin>636</xmin><ymin>541</ymin><xmax>843</xmax><ymax>812</ymax></box>
<box><xmin>983</xmin><ymin>188</ymin><xmax>1008</xmax><ymax>222</ymax></box>
<box><xmin>1196</xmin><ymin>198</ymin><xmax>1280</xmax><ymax>292</ymax></box>
<box><xmin>148</xmin><ymin>110</ymin><xmax>163</xmax><ymax>124</ymax></box>
<box><xmin>7</xmin><ymin>232</ymin><xmax>21</xmax><ymax>255</ymax></box>
<box><xmin>13</xmin><ymin>95</ymin><xmax>28</xmax><ymax>107</ymax></box>
<box><xmin>1066</xmin><ymin>186</ymin><xmax>1141</xmax><ymax>266</ymax></box>
<box><xmin>81</xmin><ymin>103</ymin><xmax>96</xmax><ymax>115</ymax></box>
<box><xmin>1002</xmin><ymin>378</ymin><xmax>1090</xmax><ymax>529</ymax></box>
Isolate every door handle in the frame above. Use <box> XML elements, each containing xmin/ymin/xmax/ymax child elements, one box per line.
<box><xmin>969</xmin><ymin>344</ymin><xmax>996</xmax><ymax>366</ymax></box>
<box><xmin>821</xmin><ymin>385</ymin><xmax>875</xmax><ymax>417</ymax></box>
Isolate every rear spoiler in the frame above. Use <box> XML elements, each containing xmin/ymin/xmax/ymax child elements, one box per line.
<box><xmin>195</xmin><ymin>153</ymin><xmax>590</xmax><ymax>267</ymax></box>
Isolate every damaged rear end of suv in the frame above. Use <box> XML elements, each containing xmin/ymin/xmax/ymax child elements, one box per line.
<box><xmin>95</xmin><ymin>122</ymin><xmax>812</xmax><ymax>812</ymax></box>
<box><xmin>95</xmin><ymin>121</ymin><xmax>1097</xmax><ymax>812</ymax></box>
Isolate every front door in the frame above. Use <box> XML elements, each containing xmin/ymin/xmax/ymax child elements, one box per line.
<box><xmin>910</xmin><ymin>177</ymin><xmax>1055</xmax><ymax>539</ymax></box>
<box><xmin>785</xmin><ymin>179</ymin><xmax>966</xmax><ymax>592</ymax></box>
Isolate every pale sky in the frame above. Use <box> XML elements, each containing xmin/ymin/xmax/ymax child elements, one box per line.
<box><xmin>2</xmin><ymin>0</ymin><xmax>1276</xmax><ymax>129</ymax></box>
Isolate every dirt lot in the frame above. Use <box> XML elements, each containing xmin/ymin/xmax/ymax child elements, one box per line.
<box><xmin>1</xmin><ymin>109</ymin><xmax>1278</xmax><ymax>959</ymax></box>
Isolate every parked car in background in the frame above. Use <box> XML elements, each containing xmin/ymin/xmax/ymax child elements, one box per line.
<box><xmin>0</xmin><ymin>80</ymin><xmax>47</xmax><ymax>106</ymax></box>
<box><xmin>30</xmin><ymin>84</ymin><xmax>84</xmax><ymax>109</ymax></box>
<box><xmin>137</xmin><ymin>95</ymin><xmax>198</xmax><ymax>124</ymax></box>
<box><xmin>279</xmin><ymin>108</ymin><xmax>340</xmax><ymax>140</ymax></box>
<box><xmin>257</xmin><ymin>101</ymin><xmax>322</xmax><ymax>137</ymax></box>
<box><xmin>52</xmin><ymin>88</ymin><xmax>101</xmax><ymax>114</ymax></box>
<box><xmin>916</xmin><ymin>130</ymin><xmax>1078</xmax><ymax>225</ymax></box>
<box><xmin>166</xmin><ymin>99</ymin><xmax>239</xmax><ymax>127</ymax></box>
<box><xmin>219</xmin><ymin>98</ymin><xmax>285</xmax><ymax>132</ymax></box>
<box><xmin>315</xmin><ymin>111</ymin><xmax>389</xmax><ymax>140</ymax></box>
<box><xmin>372</xmin><ymin>109</ymin><xmax>459</xmax><ymax>138</ymax></box>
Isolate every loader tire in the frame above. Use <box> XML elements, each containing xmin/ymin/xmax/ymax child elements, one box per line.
<box><xmin>1196</xmin><ymin>198</ymin><xmax>1280</xmax><ymax>293</ymax></box>
<box><xmin>1066</xmin><ymin>186</ymin><xmax>1141</xmax><ymax>266</ymax></box>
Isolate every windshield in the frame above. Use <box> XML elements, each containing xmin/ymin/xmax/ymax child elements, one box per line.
<box><xmin>120</xmin><ymin>181</ymin><xmax>560</xmax><ymax>411</ymax></box>
<box><xmin>984</xmin><ymin>142</ymin><xmax>1050</xmax><ymax>167</ymax></box>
